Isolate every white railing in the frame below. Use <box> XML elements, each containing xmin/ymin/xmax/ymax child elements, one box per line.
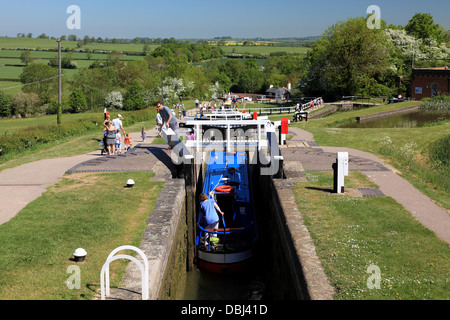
<box><xmin>100</xmin><ymin>245</ymin><xmax>149</xmax><ymax>300</ymax></box>
<box><xmin>197</xmin><ymin>98</ymin><xmax>322</xmax><ymax>116</ymax></box>
<box><xmin>185</xmin><ymin>119</ymin><xmax>275</xmax><ymax>153</ymax></box>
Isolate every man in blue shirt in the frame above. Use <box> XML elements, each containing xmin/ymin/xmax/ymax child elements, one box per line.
<box><xmin>199</xmin><ymin>193</ymin><xmax>224</xmax><ymax>246</ymax></box>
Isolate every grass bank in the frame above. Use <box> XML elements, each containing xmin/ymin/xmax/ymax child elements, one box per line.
<box><xmin>0</xmin><ymin>107</ymin><xmax>158</xmax><ymax>170</ymax></box>
<box><xmin>0</xmin><ymin>171</ymin><xmax>163</xmax><ymax>300</ymax></box>
<box><xmin>293</xmin><ymin>171</ymin><xmax>449</xmax><ymax>300</ymax></box>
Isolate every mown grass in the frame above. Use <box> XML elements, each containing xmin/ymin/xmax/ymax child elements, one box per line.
<box><xmin>0</xmin><ymin>171</ymin><xmax>163</xmax><ymax>300</ymax></box>
<box><xmin>293</xmin><ymin>171</ymin><xmax>450</xmax><ymax>300</ymax></box>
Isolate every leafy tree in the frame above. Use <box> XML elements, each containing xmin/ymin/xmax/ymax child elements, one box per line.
<box><xmin>166</xmin><ymin>54</ymin><xmax>189</xmax><ymax>78</ymax></box>
<box><xmin>405</xmin><ymin>13</ymin><xmax>447</xmax><ymax>44</ymax></box>
<box><xmin>20</xmin><ymin>51</ymin><xmax>32</xmax><ymax>66</ymax></box>
<box><xmin>213</xmin><ymin>72</ymin><xmax>232</xmax><ymax>93</ymax></box>
<box><xmin>68</xmin><ymin>88</ymin><xmax>88</xmax><ymax>113</ymax></box>
<box><xmin>218</xmin><ymin>59</ymin><xmax>244</xmax><ymax>86</ymax></box>
<box><xmin>0</xmin><ymin>91</ymin><xmax>12</xmax><ymax>117</ymax></box>
<box><xmin>49</xmin><ymin>53</ymin><xmax>77</xmax><ymax>69</ymax></box>
<box><xmin>300</xmin><ymin>17</ymin><xmax>390</xmax><ymax>100</ymax></box>
<box><xmin>123</xmin><ymin>80</ymin><xmax>146</xmax><ymax>111</ymax></box>
<box><xmin>72</xmin><ymin>67</ymin><xmax>117</xmax><ymax>110</ymax></box>
<box><xmin>20</xmin><ymin>63</ymin><xmax>60</xmax><ymax>103</ymax></box>
<box><xmin>11</xmin><ymin>92</ymin><xmax>41</xmax><ymax>117</ymax></box>
<box><xmin>118</xmin><ymin>59</ymin><xmax>149</xmax><ymax>88</ymax></box>
<box><xmin>238</xmin><ymin>59</ymin><xmax>264</xmax><ymax>93</ymax></box>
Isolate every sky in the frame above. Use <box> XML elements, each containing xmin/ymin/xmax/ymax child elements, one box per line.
<box><xmin>0</xmin><ymin>0</ymin><xmax>449</xmax><ymax>39</ymax></box>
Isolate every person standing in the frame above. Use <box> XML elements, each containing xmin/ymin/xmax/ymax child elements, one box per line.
<box><xmin>103</xmin><ymin>120</ymin><xmax>116</xmax><ymax>156</ymax></box>
<box><xmin>156</xmin><ymin>102</ymin><xmax>179</xmax><ymax>147</ymax></box>
<box><xmin>199</xmin><ymin>193</ymin><xmax>224</xmax><ymax>246</ymax></box>
<box><xmin>112</xmin><ymin>114</ymin><xmax>126</xmax><ymax>136</ymax></box>
<box><xmin>156</xmin><ymin>112</ymin><xmax>163</xmax><ymax>137</ymax></box>
<box><xmin>115</xmin><ymin>129</ymin><xmax>122</xmax><ymax>154</ymax></box>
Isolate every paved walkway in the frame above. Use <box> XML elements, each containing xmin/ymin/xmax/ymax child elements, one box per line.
<box><xmin>284</xmin><ymin>126</ymin><xmax>450</xmax><ymax>244</ymax></box>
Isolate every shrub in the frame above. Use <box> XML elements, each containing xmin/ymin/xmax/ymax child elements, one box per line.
<box><xmin>428</xmin><ymin>134</ymin><xmax>450</xmax><ymax>169</ymax></box>
<box><xmin>68</xmin><ymin>88</ymin><xmax>88</xmax><ymax>113</ymax></box>
<box><xmin>420</xmin><ymin>95</ymin><xmax>450</xmax><ymax>114</ymax></box>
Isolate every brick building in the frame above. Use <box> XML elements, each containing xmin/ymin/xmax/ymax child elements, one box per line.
<box><xmin>411</xmin><ymin>67</ymin><xmax>450</xmax><ymax>100</ymax></box>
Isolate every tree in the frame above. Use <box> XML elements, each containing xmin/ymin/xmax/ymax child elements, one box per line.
<box><xmin>11</xmin><ymin>92</ymin><xmax>41</xmax><ymax>117</ymax></box>
<box><xmin>300</xmin><ymin>17</ymin><xmax>390</xmax><ymax>100</ymax></box>
<box><xmin>238</xmin><ymin>59</ymin><xmax>264</xmax><ymax>93</ymax></box>
<box><xmin>405</xmin><ymin>13</ymin><xmax>447</xmax><ymax>44</ymax></box>
<box><xmin>68</xmin><ymin>88</ymin><xmax>88</xmax><ymax>113</ymax></box>
<box><xmin>20</xmin><ymin>63</ymin><xmax>59</xmax><ymax>103</ymax></box>
<box><xmin>123</xmin><ymin>80</ymin><xmax>146</xmax><ymax>111</ymax></box>
<box><xmin>20</xmin><ymin>51</ymin><xmax>32</xmax><ymax>66</ymax></box>
<box><xmin>0</xmin><ymin>91</ymin><xmax>12</xmax><ymax>117</ymax></box>
<box><xmin>72</xmin><ymin>67</ymin><xmax>117</xmax><ymax>110</ymax></box>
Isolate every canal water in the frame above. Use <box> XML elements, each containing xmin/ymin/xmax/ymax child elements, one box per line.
<box><xmin>182</xmin><ymin>233</ymin><xmax>272</xmax><ymax>300</ymax></box>
<box><xmin>182</xmin><ymin>265</ymin><xmax>269</xmax><ymax>300</ymax></box>
<box><xmin>341</xmin><ymin>110</ymin><xmax>449</xmax><ymax>128</ymax></box>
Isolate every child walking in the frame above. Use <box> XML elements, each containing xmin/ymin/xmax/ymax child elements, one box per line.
<box><xmin>115</xmin><ymin>129</ymin><xmax>121</xmax><ymax>154</ymax></box>
<box><xmin>141</xmin><ymin>127</ymin><xmax>147</xmax><ymax>142</ymax></box>
<box><xmin>124</xmin><ymin>133</ymin><xmax>132</xmax><ymax>151</ymax></box>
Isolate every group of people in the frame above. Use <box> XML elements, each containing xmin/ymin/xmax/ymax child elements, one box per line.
<box><xmin>102</xmin><ymin>100</ymin><xmax>191</xmax><ymax>155</ymax></box>
<box><xmin>102</xmin><ymin>114</ymin><xmax>132</xmax><ymax>156</ymax></box>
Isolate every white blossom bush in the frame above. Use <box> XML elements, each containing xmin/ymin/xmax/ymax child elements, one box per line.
<box><xmin>385</xmin><ymin>29</ymin><xmax>449</xmax><ymax>62</ymax></box>
<box><xmin>161</xmin><ymin>78</ymin><xmax>194</xmax><ymax>104</ymax></box>
<box><xmin>105</xmin><ymin>91</ymin><xmax>123</xmax><ymax>109</ymax></box>
<box><xmin>209</xmin><ymin>81</ymin><xmax>221</xmax><ymax>99</ymax></box>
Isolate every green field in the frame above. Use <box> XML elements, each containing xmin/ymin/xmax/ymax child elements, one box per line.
<box><xmin>0</xmin><ymin>37</ymin><xmax>310</xmax><ymax>93</ymax></box>
<box><xmin>220</xmin><ymin>45</ymin><xmax>310</xmax><ymax>55</ymax></box>
<box><xmin>0</xmin><ymin>37</ymin><xmax>155</xmax><ymax>53</ymax></box>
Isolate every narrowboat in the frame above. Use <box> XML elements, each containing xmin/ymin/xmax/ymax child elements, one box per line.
<box><xmin>196</xmin><ymin>150</ymin><xmax>257</xmax><ymax>273</ymax></box>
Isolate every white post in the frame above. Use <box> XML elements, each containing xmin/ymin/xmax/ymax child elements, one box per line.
<box><xmin>336</xmin><ymin>152</ymin><xmax>349</xmax><ymax>193</ymax></box>
<box><xmin>226</xmin><ymin>124</ymin><xmax>231</xmax><ymax>153</ymax></box>
<box><xmin>195</xmin><ymin>124</ymin><xmax>200</xmax><ymax>153</ymax></box>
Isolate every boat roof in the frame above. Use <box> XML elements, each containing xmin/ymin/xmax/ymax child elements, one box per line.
<box><xmin>203</xmin><ymin>151</ymin><xmax>250</xmax><ymax>204</ymax></box>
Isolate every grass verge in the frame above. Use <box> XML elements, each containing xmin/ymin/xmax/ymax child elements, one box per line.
<box><xmin>0</xmin><ymin>171</ymin><xmax>163</xmax><ymax>300</ymax></box>
<box><xmin>289</xmin><ymin>101</ymin><xmax>450</xmax><ymax>210</ymax></box>
<box><xmin>293</xmin><ymin>171</ymin><xmax>450</xmax><ymax>300</ymax></box>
